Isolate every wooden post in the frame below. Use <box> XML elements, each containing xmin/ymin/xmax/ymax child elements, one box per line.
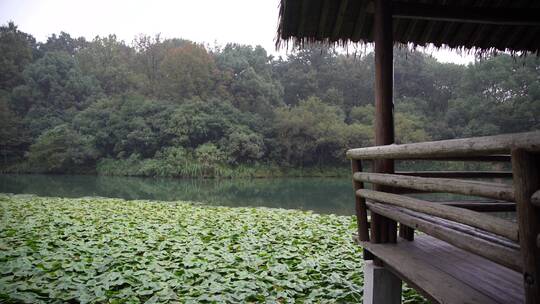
<box><xmin>351</xmin><ymin>159</ymin><xmax>374</xmax><ymax>260</ymax></box>
<box><xmin>511</xmin><ymin>149</ymin><xmax>540</xmax><ymax>304</ymax></box>
<box><xmin>373</xmin><ymin>0</ymin><xmax>403</xmax><ymax>244</ymax></box>
<box><xmin>352</xmin><ymin>159</ymin><xmax>370</xmax><ymax>242</ymax></box>
<box><xmin>365</xmin><ymin>4</ymin><xmax>402</xmax><ymax>302</ymax></box>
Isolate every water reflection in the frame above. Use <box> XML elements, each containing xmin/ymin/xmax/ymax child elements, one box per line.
<box><xmin>0</xmin><ymin>174</ymin><xmax>517</xmax><ymax>220</ymax></box>
<box><xmin>0</xmin><ymin>174</ymin><xmax>355</xmax><ymax>215</ymax></box>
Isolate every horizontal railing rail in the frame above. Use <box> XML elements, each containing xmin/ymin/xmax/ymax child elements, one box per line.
<box><xmin>365</xmin><ymin>201</ymin><xmax>523</xmax><ymax>272</ymax></box>
<box><xmin>347</xmin><ymin>131</ymin><xmax>540</xmax><ymax>160</ymax></box>
<box><xmin>439</xmin><ymin>200</ymin><xmax>515</xmax><ymax>212</ymax></box>
<box><xmin>349</xmin><ymin>130</ymin><xmax>540</xmax><ymax>282</ymax></box>
<box><xmin>356</xmin><ymin>189</ymin><xmax>518</xmax><ymax>241</ymax></box>
<box><xmin>353</xmin><ymin>172</ymin><xmax>515</xmax><ymax>201</ymax></box>
<box><xmin>395</xmin><ymin>171</ymin><xmax>512</xmax><ymax>178</ymax></box>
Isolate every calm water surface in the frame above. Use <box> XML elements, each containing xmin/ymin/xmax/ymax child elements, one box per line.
<box><xmin>0</xmin><ymin>174</ymin><xmax>357</xmax><ymax>215</ymax></box>
<box><xmin>0</xmin><ymin>174</ymin><xmax>514</xmax><ymax>218</ymax></box>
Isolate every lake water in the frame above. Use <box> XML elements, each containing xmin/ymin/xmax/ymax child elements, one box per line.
<box><xmin>0</xmin><ymin>174</ymin><xmax>357</xmax><ymax>215</ymax></box>
<box><xmin>0</xmin><ymin>174</ymin><xmax>514</xmax><ymax>217</ymax></box>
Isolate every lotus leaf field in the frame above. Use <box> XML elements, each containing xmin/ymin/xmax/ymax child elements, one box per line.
<box><xmin>0</xmin><ymin>194</ymin><xmax>427</xmax><ymax>303</ymax></box>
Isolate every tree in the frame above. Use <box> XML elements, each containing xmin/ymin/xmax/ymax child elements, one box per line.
<box><xmin>77</xmin><ymin>35</ymin><xmax>138</xmax><ymax>95</ymax></box>
<box><xmin>10</xmin><ymin>52</ymin><xmax>101</xmax><ymax>136</ymax></box>
<box><xmin>28</xmin><ymin>124</ymin><xmax>99</xmax><ymax>173</ymax></box>
<box><xmin>73</xmin><ymin>96</ymin><xmax>174</xmax><ymax>158</ymax></box>
<box><xmin>0</xmin><ymin>97</ymin><xmax>29</xmax><ymax>164</ymax></box>
<box><xmin>0</xmin><ymin>22</ymin><xmax>36</xmax><ymax>93</ymax></box>
<box><xmin>215</xmin><ymin>44</ymin><xmax>283</xmax><ymax>118</ymax></box>
<box><xmin>272</xmin><ymin>96</ymin><xmax>346</xmax><ymax>167</ymax></box>
<box><xmin>39</xmin><ymin>32</ymin><xmax>88</xmax><ymax>55</ymax></box>
<box><xmin>158</xmin><ymin>43</ymin><xmax>217</xmax><ymax>101</ymax></box>
<box><xmin>220</xmin><ymin>127</ymin><xmax>264</xmax><ymax>164</ymax></box>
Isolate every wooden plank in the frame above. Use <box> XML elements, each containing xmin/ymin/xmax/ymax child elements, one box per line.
<box><xmin>351</xmin><ymin>160</ymin><xmax>369</xmax><ymax>242</ymax></box>
<box><xmin>358</xmin><ymin>189</ymin><xmax>518</xmax><ymax>241</ymax></box>
<box><xmin>354</xmin><ymin>172</ymin><xmax>515</xmax><ymax>201</ymax></box>
<box><xmin>373</xmin><ymin>0</ymin><xmax>397</xmax><ymax>246</ymax></box>
<box><xmin>411</xmin><ymin>235</ymin><xmax>524</xmax><ymax>304</ymax></box>
<box><xmin>396</xmin><ymin>170</ymin><xmax>513</xmax><ymax>178</ymax></box>
<box><xmin>346</xmin><ymin>131</ymin><xmax>540</xmax><ymax>160</ymax></box>
<box><xmin>354</xmin><ymin>234</ymin><xmax>524</xmax><ymax>304</ymax></box>
<box><xmin>512</xmin><ymin>149</ymin><xmax>540</xmax><ymax>304</ymax></box>
<box><xmin>365</xmin><ymin>201</ymin><xmax>523</xmax><ymax>271</ymax></box>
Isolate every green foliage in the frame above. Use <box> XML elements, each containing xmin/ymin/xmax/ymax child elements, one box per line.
<box><xmin>1</xmin><ymin>22</ymin><xmax>539</xmax><ymax>176</ymax></box>
<box><xmin>76</xmin><ymin>35</ymin><xmax>137</xmax><ymax>95</ymax></box>
<box><xmin>158</xmin><ymin>43</ymin><xmax>217</xmax><ymax>101</ymax></box>
<box><xmin>220</xmin><ymin>127</ymin><xmax>264</xmax><ymax>164</ymax></box>
<box><xmin>73</xmin><ymin>96</ymin><xmax>180</xmax><ymax>158</ymax></box>
<box><xmin>272</xmin><ymin>96</ymin><xmax>348</xmax><ymax>166</ymax></box>
<box><xmin>39</xmin><ymin>32</ymin><xmax>88</xmax><ymax>55</ymax></box>
<box><xmin>0</xmin><ymin>22</ymin><xmax>36</xmax><ymax>92</ymax></box>
<box><xmin>28</xmin><ymin>125</ymin><xmax>99</xmax><ymax>173</ymax></box>
<box><xmin>10</xmin><ymin>51</ymin><xmax>101</xmax><ymax>137</ymax></box>
<box><xmin>0</xmin><ymin>194</ymin><xmax>376</xmax><ymax>303</ymax></box>
<box><xmin>216</xmin><ymin>44</ymin><xmax>283</xmax><ymax>117</ymax></box>
<box><xmin>0</xmin><ymin>98</ymin><xmax>30</xmax><ymax>163</ymax></box>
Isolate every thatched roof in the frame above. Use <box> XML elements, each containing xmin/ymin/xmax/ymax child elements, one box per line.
<box><xmin>276</xmin><ymin>0</ymin><xmax>540</xmax><ymax>54</ymax></box>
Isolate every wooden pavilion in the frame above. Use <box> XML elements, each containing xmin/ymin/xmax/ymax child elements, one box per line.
<box><xmin>277</xmin><ymin>1</ymin><xmax>540</xmax><ymax>303</ymax></box>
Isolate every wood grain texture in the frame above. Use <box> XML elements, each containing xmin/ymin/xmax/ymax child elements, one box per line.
<box><xmin>365</xmin><ymin>201</ymin><xmax>523</xmax><ymax>271</ymax></box>
<box><xmin>354</xmin><ymin>234</ymin><xmax>524</xmax><ymax>304</ymax></box>
<box><xmin>351</xmin><ymin>160</ymin><xmax>369</xmax><ymax>242</ymax></box>
<box><xmin>346</xmin><ymin>131</ymin><xmax>540</xmax><ymax>160</ymax></box>
<box><xmin>358</xmin><ymin>189</ymin><xmax>518</xmax><ymax>241</ymax></box>
<box><xmin>372</xmin><ymin>0</ymin><xmax>397</xmax><ymax>246</ymax></box>
<box><xmin>354</xmin><ymin>172</ymin><xmax>515</xmax><ymax>201</ymax></box>
<box><xmin>396</xmin><ymin>170</ymin><xmax>513</xmax><ymax>178</ymax></box>
<box><xmin>441</xmin><ymin>200</ymin><xmax>516</xmax><ymax>212</ymax></box>
<box><xmin>512</xmin><ymin>149</ymin><xmax>540</xmax><ymax>304</ymax></box>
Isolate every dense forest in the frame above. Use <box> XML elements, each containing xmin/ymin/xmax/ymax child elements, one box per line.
<box><xmin>1</xmin><ymin>22</ymin><xmax>539</xmax><ymax>177</ymax></box>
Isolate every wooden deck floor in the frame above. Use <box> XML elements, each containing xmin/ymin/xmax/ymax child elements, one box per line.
<box><xmin>356</xmin><ymin>235</ymin><xmax>524</xmax><ymax>304</ymax></box>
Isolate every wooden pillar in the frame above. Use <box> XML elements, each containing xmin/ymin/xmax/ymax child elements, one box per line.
<box><xmin>366</xmin><ymin>1</ymin><xmax>403</xmax><ymax>302</ymax></box>
<box><xmin>511</xmin><ymin>149</ymin><xmax>540</xmax><ymax>304</ymax></box>
<box><xmin>351</xmin><ymin>159</ymin><xmax>374</xmax><ymax>260</ymax></box>
<box><xmin>373</xmin><ymin>0</ymin><xmax>399</xmax><ymax>245</ymax></box>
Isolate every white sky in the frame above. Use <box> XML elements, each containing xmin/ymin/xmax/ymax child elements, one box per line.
<box><xmin>0</xmin><ymin>0</ymin><xmax>474</xmax><ymax>64</ymax></box>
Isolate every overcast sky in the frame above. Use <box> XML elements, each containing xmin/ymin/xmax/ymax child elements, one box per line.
<box><xmin>1</xmin><ymin>0</ymin><xmax>474</xmax><ymax>64</ymax></box>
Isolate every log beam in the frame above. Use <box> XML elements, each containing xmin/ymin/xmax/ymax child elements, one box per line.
<box><xmin>357</xmin><ymin>189</ymin><xmax>518</xmax><ymax>241</ymax></box>
<box><xmin>354</xmin><ymin>172</ymin><xmax>515</xmax><ymax>202</ymax></box>
<box><xmin>366</xmin><ymin>201</ymin><xmax>523</xmax><ymax>272</ymax></box>
<box><xmin>346</xmin><ymin>131</ymin><xmax>540</xmax><ymax>160</ymax></box>
<box><xmin>511</xmin><ymin>149</ymin><xmax>540</xmax><ymax>304</ymax></box>
<box><xmin>396</xmin><ymin>171</ymin><xmax>512</xmax><ymax>179</ymax></box>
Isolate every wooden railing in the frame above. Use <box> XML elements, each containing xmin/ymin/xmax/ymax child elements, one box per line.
<box><xmin>348</xmin><ymin>131</ymin><xmax>540</xmax><ymax>301</ymax></box>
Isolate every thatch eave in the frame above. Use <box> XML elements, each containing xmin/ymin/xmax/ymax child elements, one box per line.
<box><xmin>276</xmin><ymin>0</ymin><xmax>540</xmax><ymax>55</ymax></box>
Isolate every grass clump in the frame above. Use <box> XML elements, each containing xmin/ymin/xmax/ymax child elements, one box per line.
<box><xmin>0</xmin><ymin>194</ymin><xmax>427</xmax><ymax>303</ymax></box>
